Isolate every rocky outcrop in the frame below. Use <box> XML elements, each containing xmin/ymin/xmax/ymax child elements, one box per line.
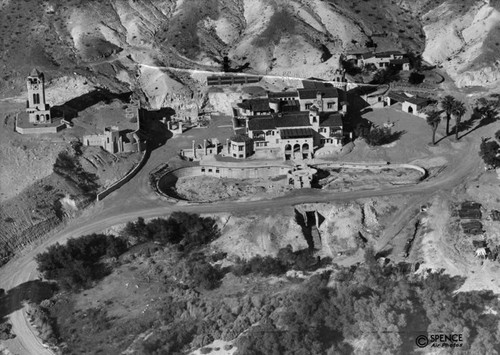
<box><xmin>422</xmin><ymin>0</ymin><xmax>500</xmax><ymax>88</ymax></box>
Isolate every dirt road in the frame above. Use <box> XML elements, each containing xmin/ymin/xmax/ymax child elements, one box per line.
<box><xmin>0</xmin><ymin>81</ymin><xmax>489</xmax><ymax>355</ymax></box>
<box><xmin>0</xmin><ymin>141</ymin><xmax>482</xmax><ymax>355</ymax></box>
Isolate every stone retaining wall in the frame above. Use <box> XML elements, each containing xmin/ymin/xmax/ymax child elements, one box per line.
<box><xmin>96</xmin><ymin>148</ymin><xmax>150</xmax><ymax>201</ymax></box>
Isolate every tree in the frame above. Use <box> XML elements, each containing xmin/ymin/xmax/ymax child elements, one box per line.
<box><xmin>370</xmin><ymin>67</ymin><xmax>400</xmax><ymax>84</ymax></box>
<box><xmin>441</xmin><ymin>95</ymin><xmax>456</xmax><ymax>136</ymax></box>
<box><xmin>426</xmin><ymin>110</ymin><xmax>442</xmax><ymax>145</ymax></box>
<box><xmin>495</xmin><ymin>130</ymin><xmax>500</xmax><ymax>142</ymax></box>
<box><xmin>407</xmin><ymin>51</ymin><xmax>423</xmax><ymax>71</ymax></box>
<box><xmin>364</xmin><ymin>126</ymin><xmax>402</xmax><ymax>146</ymax></box>
<box><xmin>479</xmin><ymin>139</ymin><xmax>500</xmax><ymax>168</ymax></box>
<box><xmin>452</xmin><ymin>100</ymin><xmax>466</xmax><ymax>140</ymax></box>
<box><xmin>408</xmin><ymin>72</ymin><xmax>425</xmax><ymax>85</ymax></box>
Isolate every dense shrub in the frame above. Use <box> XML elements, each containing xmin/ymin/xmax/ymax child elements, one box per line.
<box><xmin>36</xmin><ymin>234</ymin><xmax>127</xmax><ymax>289</ymax></box>
<box><xmin>53</xmin><ymin>151</ymin><xmax>99</xmax><ymax>196</ymax></box>
<box><xmin>232</xmin><ymin>247</ymin><xmax>324</xmax><ymax>277</ymax></box>
<box><xmin>122</xmin><ymin>213</ymin><xmax>220</xmax><ymax>248</ymax></box>
<box><xmin>479</xmin><ymin>139</ymin><xmax>500</xmax><ymax>168</ymax></box>
<box><xmin>370</xmin><ymin>66</ymin><xmax>400</xmax><ymax>84</ymax></box>
<box><xmin>409</xmin><ymin>71</ymin><xmax>425</xmax><ymax>85</ymax></box>
<box><xmin>364</xmin><ymin>126</ymin><xmax>404</xmax><ymax>146</ymax></box>
<box><xmin>234</xmin><ymin>250</ymin><xmax>500</xmax><ymax>355</ymax></box>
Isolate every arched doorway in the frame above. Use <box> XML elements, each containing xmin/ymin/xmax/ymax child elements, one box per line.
<box><xmin>407</xmin><ymin>105</ymin><xmax>414</xmax><ymax>114</ymax></box>
<box><xmin>284</xmin><ymin>144</ymin><xmax>292</xmax><ymax>160</ymax></box>
<box><xmin>293</xmin><ymin>144</ymin><xmax>301</xmax><ymax>160</ymax></box>
<box><xmin>302</xmin><ymin>143</ymin><xmax>309</xmax><ymax>160</ymax></box>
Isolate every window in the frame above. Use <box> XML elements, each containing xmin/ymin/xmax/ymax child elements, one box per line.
<box><xmin>238</xmin><ymin>146</ymin><xmax>244</xmax><ymax>151</ymax></box>
<box><xmin>305</xmin><ymin>103</ymin><xmax>312</xmax><ymax>110</ymax></box>
<box><xmin>327</xmin><ymin>102</ymin><xmax>334</xmax><ymax>109</ymax></box>
<box><xmin>208</xmin><ymin>169</ymin><xmax>212</xmax><ymax>172</ymax></box>
<box><xmin>319</xmin><ymin>128</ymin><xmax>327</xmax><ymax>133</ymax></box>
<box><xmin>216</xmin><ymin>169</ymin><xmax>220</xmax><ymax>173</ymax></box>
<box><xmin>266</xmin><ymin>131</ymin><xmax>272</xmax><ymax>136</ymax></box>
<box><xmin>239</xmin><ymin>154</ymin><xmax>243</xmax><ymax>158</ymax></box>
<box><xmin>201</xmin><ymin>168</ymin><xmax>206</xmax><ymax>172</ymax></box>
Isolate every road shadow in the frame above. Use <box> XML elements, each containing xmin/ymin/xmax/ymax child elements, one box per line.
<box><xmin>0</xmin><ymin>280</ymin><xmax>57</xmax><ymax>323</ymax></box>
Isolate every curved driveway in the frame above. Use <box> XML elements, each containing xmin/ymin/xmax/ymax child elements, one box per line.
<box><xmin>0</xmin><ymin>86</ymin><xmax>486</xmax><ymax>355</ymax></box>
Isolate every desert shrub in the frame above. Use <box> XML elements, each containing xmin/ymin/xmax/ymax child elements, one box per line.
<box><xmin>186</xmin><ymin>256</ymin><xmax>223</xmax><ymax>290</ymax></box>
<box><xmin>35</xmin><ymin>234</ymin><xmax>127</xmax><ymax>289</ymax></box>
<box><xmin>370</xmin><ymin>66</ymin><xmax>400</xmax><ymax>84</ymax></box>
<box><xmin>232</xmin><ymin>247</ymin><xmax>323</xmax><ymax>277</ymax></box>
<box><xmin>409</xmin><ymin>71</ymin><xmax>425</xmax><ymax>85</ymax></box>
<box><xmin>363</xmin><ymin>126</ymin><xmax>405</xmax><ymax>146</ymax></box>
<box><xmin>122</xmin><ymin>213</ymin><xmax>220</xmax><ymax>248</ymax></box>
<box><xmin>53</xmin><ymin>151</ymin><xmax>99</xmax><ymax>196</ymax></box>
<box><xmin>232</xmin><ymin>255</ymin><xmax>287</xmax><ymax>277</ymax></box>
<box><xmin>479</xmin><ymin>139</ymin><xmax>500</xmax><ymax>168</ymax></box>
<box><xmin>341</xmin><ymin>60</ymin><xmax>361</xmax><ymax>76</ymax></box>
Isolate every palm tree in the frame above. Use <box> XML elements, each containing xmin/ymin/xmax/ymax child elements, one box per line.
<box><xmin>426</xmin><ymin>110</ymin><xmax>442</xmax><ymax>145</ymax></box>
<box><xmin>441</xmin><ymin>95</ymin><xmax>456</xmax><ymax>135</ymax></box>
<box><xmin>452</xmin><ymin>100</ymin><xmax>467</xmax><ymax>140</ymax></box>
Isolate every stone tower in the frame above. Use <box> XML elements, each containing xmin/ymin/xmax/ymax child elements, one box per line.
<box><xmin>26</xmin><ymin>68</ymin><xmax>51</xmax><ymax>124</ymax></box>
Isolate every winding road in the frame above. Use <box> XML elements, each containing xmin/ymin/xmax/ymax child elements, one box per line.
<box><xmin>0</xmin><ymin>79</ymin><xmax>487</xmax><ymax>354</ymax></box>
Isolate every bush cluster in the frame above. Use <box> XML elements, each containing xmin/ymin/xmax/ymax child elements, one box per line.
<box><xmin>364</xmin><ymin>126</ymin><xmax>404</xmax><ymax>146</ymax></box>
<box><xmin>53</xmin><ymin>152</ymin><xmax>99</xmax><ymax>196</ymax></box>
<box><xmin>231</xmin><ymin>246</ymin><xmax>326</xmax><ymax>277</ymax></box>
<box><xmin>121</xmin><ymin>213</ymin><xmax>219</xmax><ymax>249</ymax></box>
<box><xmin>35</xmin><ymin>234</ymin><xmax>127</xmax><ymax>290</ymax></box>
<box><xmin>234</xmin><ymin>250</ymin><xmax>500</xmax><ymax>355</ymax></box>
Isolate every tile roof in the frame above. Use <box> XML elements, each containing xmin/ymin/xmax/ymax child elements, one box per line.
<box><xmin>405</xmin><ymin>96</ymin><xmax>429</xmax><ymax>106</ymax></box>
<box><xmin>267</xmin><ymin>91</ymin><xmax>299</xmax><ymax>98</ymax></box>
<box><xmin>275</xmin><ymin>113</ymin><xmax>310</xmax><ymax>128</ymax></box>
<box><xmin>320</xmin><ymin>113</ymin><xmax>343</xmax><ymax>127</ymax></box>
<box><xmin>230</xmin><ymin>134</ymin><xmax>253</xmax><ymax>143</ymax></box>
<box><xmin>29</xmin><ymin>68</ymin><xmax>42</xmax><ymax>77</ymax></box>
<box><xmin>280</xmin><ymin>128</ymin><xmax>315</xmax><ymax>139</ymax></box>
<box><xmin>247</xmin><ymin>117</ymin><xmax>276</xmax><ymax>130</ymax></box>
<box><xmin>236</xmin><ymin>98</ymin><xmax>271</xmax><ymax>112</ymax></box>
<box><xmin>387</xmin><ymin>92</ymin><xmax>428</xmax><ymax>106</ymax></box>
<box><xmin>297</xmin><ymin>88</ymin><xmax>339</xmax><ymax>100</ymax></box>
<box><xmin>281</xmin><ymin>100</ymin><xmax>300</xmax><ymax>112</ymax></box>
<box><xmin>387</xmin><ymin>91</ymin><xmax>411</xmax><ymax>102</ymax></box>
<box><xmin>247</xmin><ymin>112</ymin><xmax>311</xmax><ymax>131</ymax></box>
<box><xmin>390</xmin><ymin>58</ymin><xmax>410</xmax><ymax>65</ymax></box>
<box><xmin>301</xmin><ymin>79</ymin><xmax>333</xmax><ymax>90</ymax></box>
<box><xmin>375</xmin><ymin>51</ymin><xmax>404</xmax><ymax>58</ymax></box>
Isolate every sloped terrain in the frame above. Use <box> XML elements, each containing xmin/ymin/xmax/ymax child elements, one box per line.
<box><xmin>421</xmin><ymin>0</ymin><xmax>500</xmax><ymax>88</ymax></box>
<box><xmin>1</xmin><ymin>0</ymin><xmax>498</xmax><ymax>105</ymax></box>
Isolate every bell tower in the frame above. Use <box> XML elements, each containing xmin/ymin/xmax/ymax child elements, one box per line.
<box><xmin>26</xmin><ymin>68</ymin><xmax>51</xmax><ymax>124</ymax></box>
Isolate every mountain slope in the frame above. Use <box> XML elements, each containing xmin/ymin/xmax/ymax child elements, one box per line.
<box><xmin>0</xmin><ymin>0</ymin><xmax>498</xmax><ymax>106</ymax></box>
